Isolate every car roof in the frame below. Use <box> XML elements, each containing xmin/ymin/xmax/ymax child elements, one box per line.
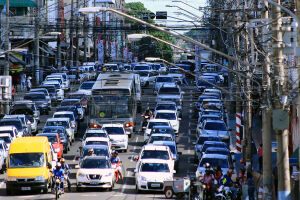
<box><xmin>143</xmin><ymin>144</ymin><xmax>170</xmax><ymax>151</ymax></box>
<box><xmin>83</xmin><ymin>155</ymin><xmax>108</xmax><ymax>160</ymax></box>
<box><xmin>205</xmin><ymin>147</ymin><xmax>229</xmax><ymax>152</ymax></box>
<box><xmin>85</xmin><ymin>137</ymin><xmax>108</xmax><ymax>141</ymax></box>
<box><xmin>204</xmin><ymin>120</ymin><xmax>226</xmax><ymax>124</ymax></box>
<box><xmin>37</xmin><ymin>133</ymin><xmax>57</xmax><ymax>137</ymax></box>
<box><xmin>86</xmin><ymin>129</ymin><xmax>107</xmax><ymax>133</ymax></box>
<box><xmin>150</xmin><ymin>133</ymin><xmax>173</xmax><ymax>137</ymax></box>
<box><xmin>155</xmin><ymin>110</ymin><xmax>177</xmax><ymax>114</ymax></box>
<box><xmin>156</xmin><ymin>101</ymin><xmax>176</xmax><ymax>105</ymax></box>
<box><xmin>152</xmin><ymin>125</ymin><xmax>173</xmax><ymax>129</ymax></box>
<box><xmin>43</xmin><ymin>126</ymin><xmax>65</xmax><ymax>130</ymax></box>
<box><xmin>198</xmin><ymin>135</ymin><xmax>220</xmax><ymax>138</ymax></box>
<box><xmin>140</xmin><ymin>159</ymin><xmax>170</xmax><ymax>164</ymax></box>
<box><xmin>54</xmin><ymin>111</ymin><xmax>74</xmax><ymax>115</ymax></box>
<box><xmin>148</xmin><ymin>119</ymin><xmax>170</xmax><ymax>123</ymax></box>
<box><xmin>203</xmin><ymin>141</ymin><xmax>226</xmax><ymax>145</ymax></box>
<box><xmin>152</xmin><ymin>140</ymin><xmax>176</xmax><ymax>146</ymax></box>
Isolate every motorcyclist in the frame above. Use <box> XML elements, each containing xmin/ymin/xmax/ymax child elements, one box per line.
<box><xmin>200</xmin><ymin>163</ymin><xmax>215</xmax><ymax>197</ymax></box>
<box><xmin>110</xmin><ymin>151</ymin><xmax>123</xmax><ymax>181</ymax></box>
<box><xmin>219</xmin><ymin>167</ymin><xmax>237</xmax><ymax>198</ymax></box>
<box><xmin>141</xmin><ymin>108</ymin><xmax>153</xmax><ymax>127</ymax></box>
<box><xmin>60</xmin><ymin>158</ymin><xmax>71</xmax><ymax>191</ymax></box>
<box><xmin>52</xmin><ymin>162</ymin><xmax>66</xmax><ymax>193</ymax></box>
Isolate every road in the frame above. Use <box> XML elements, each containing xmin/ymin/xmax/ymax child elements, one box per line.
<box><xmin>0</xmin><ymin>83</ymin><xmax>204</xmax><ymax>200</ymax></box>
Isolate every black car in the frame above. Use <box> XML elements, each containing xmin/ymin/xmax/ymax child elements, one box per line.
<box><xmin>24</xmin><ymin>92</ymin><xmax>49</xmax><ymax>114</ymax></box>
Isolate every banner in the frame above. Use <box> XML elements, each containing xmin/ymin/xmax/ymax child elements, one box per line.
<box><xmin>98</xmin><ymin>40</ymin><xmax>104</xmax><ymax>65</ymax></box>
<box><xmin>111</xmin><ymin>42</ymin><xmax>117</xmax><ymax>60</ymax></box>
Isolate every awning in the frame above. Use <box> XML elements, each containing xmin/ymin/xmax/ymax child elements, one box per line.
<box><xmin>39</xmin><ymin>46</ymin><xmax>55</xmax><ymax>56</ymax></box>
<box><xmin>0</xmin><ymin>0</ymin><xmax>36</xmax><ymax>7</ymax></box>
<box><xmin>8</xmin><ymin>52</ymin><xmax>26</xmax><ymax>65</ymax></box>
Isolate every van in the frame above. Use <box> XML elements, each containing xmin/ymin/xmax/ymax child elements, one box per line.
<box><xmin>6</xmin><ymin>137</ymin><xmax>53</xmax><ymax>195</ymax></box>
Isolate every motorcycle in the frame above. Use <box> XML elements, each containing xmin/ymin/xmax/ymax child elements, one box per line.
<box><xmin>142</xmin><ymin>115</ymin><xmax>150</xmax><ymax>128</ymax></box>
<box><xmin>202</xmin><ymin>182</ymin><xmax>214</xmax><ymax>200</ymax></box>
<box><xmin>112</xmin><ymin>162</ymin><xmax>122</xmax><ymax>183</ymax></box>
<box><xmin>54</xmin><ymin>176</ymin><xmax>64</xmax><ymax>200</ymax></box>
<box><xmin>215</xmin><ymin>185</ymin><xmax>233</xmax><ymax>200</ymax></box>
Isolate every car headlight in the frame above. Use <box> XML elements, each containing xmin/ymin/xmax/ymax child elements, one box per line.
<box><xmin>140</xmin><ymin>176</ymin><xmax>147</xmax><ymax>181</ymax></box>
<box><xmin>78</xmin><ymin>172</ymin><xmax>86</xmax><ymax>178</ymax></box>
<box><xmin>7</xmin><ymin>177</ymin><xmax>17</xmax><ymax>181</ymax></box>
<box><xmin>36</xmin><ymin>176</ymin><xmax>45</xmax><ymax>181</ymax></box>
<box><xmin>105</xmin><ymin>172</ymin><xmax>113</xmax><ymax>177</ymax></box>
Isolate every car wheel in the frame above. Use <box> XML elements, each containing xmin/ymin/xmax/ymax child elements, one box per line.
<box><xmin>42</xmin><ymin>187</ymin><xmax>48</xmax><ymax>194</ymax></box>
<box><xmin>6</xmin><ymin>188</ymin><xmax>13</xmax><ymax>195</ymax></box>
<box><xmin>76</xmin><ymin>186</ymin><xmax>81</xmax><ymax>192</ymax></box>
<box><xmin>135</xmin><ymin>185</ymin><xmax>141</xmax><ymax>194</ymax></box>
<box><xmin>164</xmin><ymin>187</ymin><xmax>174</xmax><ymax>199</ymax></box>
<box><xmin>124</xmin><ymin>149</ymin><xmax>127</xmax><ymax>153</ymax></box>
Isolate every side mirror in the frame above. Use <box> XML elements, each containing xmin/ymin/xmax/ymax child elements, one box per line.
<box><xmin>134</xmin><ymin>169</ymin><xmax>137</xmax><ymax>173</ymax></box>
<box><xmin>75</xmin><ymin>165</ymin><xmax>80</xmax><ymax>169</ymax></box>
<box><xmin>173</xmin><ymin>170</ymin><xmax>176</xmax><ymax>174</ymax></box>
<box><xmin>47</xmin><ymin>162</ymin><xmax>52</xmax><ymax>169</ymax></box>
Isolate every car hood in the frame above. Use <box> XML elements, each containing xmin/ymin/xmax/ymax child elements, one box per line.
<box><xmin>109</xmin><ymin>135</ymin><xmax>127</xmax><ymax>141</ymax></box>
<box><xmin>77</xmin><ymin>90</ymin><xmax>92</xmax><ymax>95</ymax></box>
<box><xmin>138</xmin><ymin>172</ymin><xmax>173</xmax><ymax>182</ymax></box>
<box><xmin>202</xmin><ymin>130</ymin><xmax>229</xmax><ymax>137</ymax></box>
<box><xmin>157</xmin><ymin>94</ymin><xmax>181</xmax><ymax>99</ymax></box>
<box><xmin>78</xmin><ymin>168</ymin><xmax>114</xmax><ymax>175</ymax></box>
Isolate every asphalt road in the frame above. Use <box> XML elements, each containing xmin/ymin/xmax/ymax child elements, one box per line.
<box><xmin>0</xmin><ymin>83</ymin><xmax>202</xmax><ymax>200</ymax></box>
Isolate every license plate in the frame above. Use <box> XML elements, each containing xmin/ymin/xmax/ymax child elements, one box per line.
<box><xmin>90</xmin><ymin>182</ymin><xmax>98</xmax><ymax>185</ymax></box>
<box><xmin>21</xmin><ymin>187</ymin><xmax>31</xmax><ymax>191</ymax></box>
<box><xmin>151</xmin><ymin>183</ymin><xmax>160</xmax><ymax>188</ymax></box>
<box><xmin>112</xmin><ymin>144</ymin><xmax>116</xmax><ymax>146</ymax></box>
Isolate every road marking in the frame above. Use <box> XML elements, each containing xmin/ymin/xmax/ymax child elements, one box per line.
<box><xmin>135</xmin><ymin>137</ymin><xmax>138</xmax><ymax>143</ymax></box>
<box><xmin>188</xmin><ymin>136</ymin><xmax>191</xmax><ymax>144</ymax></box>
<box><xmin>81</xmin><ymin>194</ymin><xmax>97</xmax><ymax>197</ymax></box>
<box><xmin>121</xmin><ymin>171</ymin><xmax>130</xmax><ymax>193</ymax></box>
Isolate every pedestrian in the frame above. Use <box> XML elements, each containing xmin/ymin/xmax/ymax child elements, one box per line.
<box><xmin>246</xmin><ymin>171</ymin><xmax>255</xmax><ymax>200</ymax></box>
<box><xmin>258</xmin><ymin>144</ymin><xmax>263</xmax><ymax>171</ymax></box>
<box><xmin>26</xmin><ymin>76</ymin><xmax>32</xmax><ymax>91</ymax></box>
<box><xmin>20</xmin><ymin>73</ymin><xmax>26</xmax><ymax>91</ymax></box>
<box><xmin>12</xmin><ymin>85</ymin><xmax>15</xmax><ymax>101</ymax></box>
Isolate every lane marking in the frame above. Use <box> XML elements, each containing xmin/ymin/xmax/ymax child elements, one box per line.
<box><xmin>121</xmin><ymin>171</ymin><xmax>130</xmax><ymax>193</ymax></box>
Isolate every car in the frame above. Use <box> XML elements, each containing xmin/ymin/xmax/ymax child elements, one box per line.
<box><xmin>45</xmin><ymin>75</ymin><xmax>66</xmax><ymax>90</ymax></box>
<box><xmin>0</xmin><ymin>125</ymin><xmax>19</xmax><ymax>140</ymax></box>
<box><xmin>156</xmin><ymin>85</ymin><xmax>184</xmax><ymax>110</ymax></box>
<box><xmin>56</xmin><ymin>105</ymin><xmax>80</xmax><ymax>121</ymax></box>
<box><xmin>103</xmin><ymin>124</ymin><xmax>128</xmax><ymax>152</ymax></box>
<box><xmin>0</xmin><ymin>148</ymin><xmax>5</xmax><ymax>173</ymax></box>
<box><xmin>61</xmin><ymin>99</ymin><xmax>85</xmax><ymax>121</ymax></box>
<box><xmin>0</xmin><ymin>133</ymin><xmax>13</xmax><ymax>149</ymax></box>
<box><xmin>53</xmin><ymin>111</ymin><xmax>77</xmax><ymax>134</ymax></box>
<box><xmin>196</xmin><ymin>114</ymin><xmax>222</xmax><ymax>131</ymax></box>
<box><xmin>38</xmin><ymin>85</ymin><xmax>58</xmax><ymax>103</ymax></box>
<box><xmin>45</xmin><ymin>118</ymin><xmax>74</xmax><ymax>143</ymax></box>
<box><xmin>27</xmin><ymin>115</ymin><xmax>38</xmax><ymax>135</ymax></box>
<box><xmin>150</xmin><ymin>125</ymin><xmax>176</xmax><ymax>139</ymax></box>
<box><xmin>154</xmin><ymin>110</ymin><xmax>180</xmax><ymax>134</ymax></box>
<box><xmin>51</xmin><ymin>73</ymin><xmax>70</xmax><ymax>90</ymax></box>
<box><xmin>66</xmin><ymin>92</ymin><xmax>90</xmax><ymax>112</ymax></box>
<box><xmin>193</xmin><ymin>135</ymin><xmax>221</xmax><ymax>162</ymax></box>
<box><xmin>78</xmin><ymin>81</ymin><xmax>95</xmax><ymax>95</ymax></box>
<box><xmin>203</xmin><ymin>147</ymin><xmax>232</xmax><ymax>165</ymax></box>
<box><xmin>154</xmin><ymin>76</ymin><xmax>175</xmax><ymax>92</ymax></box>
<box><xmin>135</xmin><ymin>144</ymin><xmax>175</xmax><ymax>171</ymax></box>
<box><xmin>82</xmin><ymin>137</ymin><xmax>111</xmax><ymax>151</ymax></box>
<box><xmin>37</xmin><ymin>133</ymin><xmax>63</xmax><ymax>159</ymax></box>
<box><xmin>152</xmin><ymin>140</ymin><xmax>180</xmax><ymax>170</ymax></box>
<box><xmin>3</xmin><ymin>115</ymin><xmax>31</xmax><ymax>136</ymax></box>
<box><xmin>196</xmin><ymin>154</ymin><xmax>230</xmax><ymax>179</ymax></box>
<box><xmin>199</xmin><ymin>141</ymin><xmax>228</xmax><ymax>160</ymax></box>
<box><xmin>76</xmin><ymin>156</ymin><xmax>115</xmax><ymax>190</ymax></box>
<box><xmin>199</xmin><ymin>120</ymin><xmax>230</xmax><ymax>142</ymax></box>
<box><xmin>79</xmin><ymin>145</ymin><xmax>110</xmax><ymax>160</ymax></box>
<box><xmin>0</xmin><ymin>119</ymin><xmax>26</xmax><ymax>137</ymax></box>
<box><xmin>147</xmin><ymin>133</ymin><xmax>174</xmax><ymax>144</ymax></box>
<box><xmin>10</xmin><ymin>104</ymin><xmax>38</xmax><ymax>133</ymax></box>
<box><xmin>42</xmin><ymin>126</ymin><xmax>70</xmax><ymax>153</ymax></box>
<box><xmin>155</xmin><ymin>101</ymin><xmax>181</xmax><ymax>118</ymax></box>
<box><xmin>195</xmin><ymin>78</ymin><xmax>215</xmax><ymax>92</ymax></box>
<box><xmin>13</xmin><ymin>101</ymin><xmax>40</xmax><ymax>122</ymax></box>
<box><xmin>135</xmin><ymin>159</ymin><xmax>175</xmax><ymax>192</ymax></box>
<box><xmin>23</xmin><ymin>92</ymin><xmax>49</xmax><ymax>114</ymax></box>
<box><xmin>137</xmin><ymin>71</ymin><xmax>156</xmax><ymax>87</ymax></box>
<box><xmin>41</xmin><ymin>80</ymin><xmax>64</xmax><ymax>101</ymax></box>
<box><xmin>82</xmin><ymin>129</ymin><xmax>109</xmax><ymax>141</ymax></box>
<box><xmin>30</xmin><ymin>88</ymin><xmax>52</xmax><ymax>106</ymax></box>
<box><xmin>0</xmin><ymin>141</ymin><xmax>8</xmax><ymax>165</ymax></box>
<box><xmin>144</xmin><ymin>119</ymin><xmax>171</xmax><ymax>142</ymax></box>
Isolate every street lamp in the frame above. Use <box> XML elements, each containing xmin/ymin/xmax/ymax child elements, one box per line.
<box><xmin>78</xmin><ymin>7</ymin><xmax>250</xmax><ymax>67</ymax></box>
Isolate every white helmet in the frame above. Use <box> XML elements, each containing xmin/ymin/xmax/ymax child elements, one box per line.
<box><xmin>56</xmin><ymin>162</ymin><xmax>61</xmax><ymax>168</ymax></box>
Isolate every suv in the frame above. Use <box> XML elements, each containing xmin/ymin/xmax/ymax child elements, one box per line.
<box><xmin>45</xmin><ymin>118</ymin><xmax>74</xmax><ymax>143</ymax></box>
<box><xmin>103</xmin><ymin>124</ymin><xmax>128</xmax><ymax>152</ymax></box>
<box><xmin>24</xmin><ymin>92</ymin><xmax>49</xmax><ymax>114</ymax></box>
<box><xmin>144</xmin><ymin>119</ymin><xmax>171</xmax><ymax>142</ymax></box>
<box><xmin>13</xmin><ymin>101</ymin><xmax>40</xmax><ymax>122</ymax></box>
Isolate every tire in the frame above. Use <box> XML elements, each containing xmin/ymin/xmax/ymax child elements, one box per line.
<box><xmin>6</xmin><ymin>188</ymin><xmax>13</xmax><ymax>195</ymax></box>
<box><xmin>124</xmin><ymin>149</ymin><xmax>127</xmax><ymax>153</ymax></box>
<box><xmin>55</xmin><ymin>187</ymin><xmax>59</xmax><ymax>200</ymax></box>
<box><xmin>164</xmin><ymin>187</ymin><xmax>174</xmax><ymax>199</ymax></box>
<box><xmin>42</xmin><ymin>187</ymin><xmax>48</xmax><ymax>194</ymax></box>
<box><xmin>76</xmin><ymin>186</ymin><xmax>81</xmax><ymax>192</ymax></box>
<box><xmin>135</xmin><ymin>185</ymin><xmax>141</xmax><ymax>194</ymax></box>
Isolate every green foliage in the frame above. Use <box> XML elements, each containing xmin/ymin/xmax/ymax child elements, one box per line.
<box><xmin>125</xmin><ymin>2</ymin><xmax>173</xmax><ymax>62</ymax></box>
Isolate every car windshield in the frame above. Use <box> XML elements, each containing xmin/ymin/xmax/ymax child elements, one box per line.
<box><xmin>86</xmin><ymin>141</ymin><xmax>108</xmax><ymax>146</ymax></box>
<box><xmin>43</xmin><ymin>127</ymin><xmax>64</xmax><ymax>134</ymax></box>
<box><xmin>9</xmin><ymin>153</ymin><xmax>44</xmax><ymax>168</ymax></box>
<box><xmin>54</xmin><ymin>114</ymin><xmax>74</xmax><ymax>121</ymax></box>
<box><xmin>85</xmin><ymin>133</ymin><xmax>107</xmax><ymax>138</ymax></box>
<box><xmin>167</xmin><ymin>145</ymin><xmax>176</xmax><ymax>154</ymax></box>
<box><xmin>105</xmin><ymin>127</ymin><xmax>124</xmax><ymax>135</ymax></box>
<box><xmin>197</xmin><ymin>137</ymin><xmax>220</xmax><ymax>145</ymax></box>
<box><xmin>46</xmin><ymin>121</ymin><xmax>69</xmax><ymax>128</ymax></box>
<box><xmin>202</xmin><ymin>143</ymin><xmax>227</xmax><ymax>152</ymax></box>
<box><xmin>46</xmin><ymin>135</ymin><xmax>58</xmax><ymax>143</ymax></box>
<box><xmin>148</xmin><ymin>122</ymin><xmax>169</xmax><ymax>129</ymax></box>
<box><xmin>159</xmin><ymin>87</ymin><xmax>180</xmax><ymax>94</ymax></box>
<box><xmin>156</xmin><ymin>105</ymin><xmax>176</xmax><ymax>111</ymax></box>
<box><xmin>0</xmin><ymin>130</ymin><xmax>13</xmax><ymax>138</ymax></box>
<box><xmin>151</xmin><ymin>128</ymin><xmax>173</xmax><ymax>134</ymax></box>
<box><xmin>149</xmin><ymin>136</ymin><xmax>172</xmax><ymax>143</ymax></box>
<box><xmin>83</xmin><ymin>148</ymin><xmax>109</xmax><ymax>157</ymax></box>
<box><xmin>0</xmin><ymin>120</ymin><xmax>22</xmax><ymax>130</ymax></box>
<box><xmin>138</xmin><ymin>72</ymin><xmax>149</xmax><ymax>77</ymax></box>
<box><xmin>156</xmin><ymin>77</ymin><xmax>173</xmax><ymax>82</ymax></box>
<box><xmin>0</xmin><ymin>136</ymin><xmax>11</xmax><ymax>143</ymax></box>
<box><xmin>206</xmin><ymin>149</ymin><xmax>229</xmax><ymax>156</ymax></box>
<box><xmin>24</xmin><ymin>94</ymin><xmax>46</xmax><ymax>101</ymax></box>
<box><xmin>80</xmin><ymin>82</ymin><xmax>94</xmax><ymax>90</ymax></box>
<box><xmin>141</xmin><ymin>163</ymin><xmax>170</xmax><ymax>172</ymax></box>
<box><xmin>81</xmin><ymin>159</ymin><xmax>110</xmax><ymax>169</ymax></box>
<box><xmin>134</xmin><ymin>65</ymin><xmax>150</xmax><ymax>70</ymax></box>
<box><xmin>204</xmin><ymin>122</ymin><xmax>227</xmax><ymax>131</ymax></box>
<box><xmin>200</xmin><ymin>158</ymin><xmax>228</xmax><ymax>168</ymax></box>
<box><xmin>156</xmin><ymin>113</ymin><xmax>176</xmax><ymax>120</ymax></box>
<box><xmin>141</xmin><ymin>150</ymin><xmax>170</xmax><ymax>160</ymax></box>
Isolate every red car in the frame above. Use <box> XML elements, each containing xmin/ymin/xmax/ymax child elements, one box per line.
<box><xmin>37</xmin><ymin>132</ymin><xmax>63</xmax><ymax>159</ymax></box>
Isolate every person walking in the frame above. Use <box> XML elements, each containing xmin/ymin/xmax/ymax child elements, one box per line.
<box><xmin>12</xmin><ymin>85</ymin><xmax>15</xmax><ymax>101</ymax></box>
<box><xmin>258</xmin><ymin>144</ymin><xmax>263</xmax><ymax>171</ymax></box>
<box><xmin>246</xmin><ymin>172</ymin><xmax>255</xmax><ymax>200</ymax></box>
<box><xmin>20</xmin><ymin>73</ymin><xmax>26</xmax><ymax>91</ymax></box>
<box><xmin>26</xmin><ymin>76</ymin><xmax>32</xmax><ymax>91</ymax></box>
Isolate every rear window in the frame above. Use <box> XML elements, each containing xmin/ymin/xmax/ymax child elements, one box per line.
<box><xmin>46</xmin><ymin>120</ymin><xmax>69</xmax><ymax>128</ymax></box>
<box><xmin>141</xmin><ymin>150</ymin><xmax>169</xmax><ymax>160</ymax></box>
<box><xmin>148</xmin><ymin>122</ymin><xmax>169</xmax><ymax>129</ymax></box>
<box><xmin>105</xmin><ymin>127</ymin><xmax>125</xmax><ymax>135</ymax></box>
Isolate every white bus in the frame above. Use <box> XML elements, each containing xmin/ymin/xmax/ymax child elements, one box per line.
<box><xmin>90</xmin><ymin>73</ymin><xmax>141</xmax><ymax>137</ymax></box>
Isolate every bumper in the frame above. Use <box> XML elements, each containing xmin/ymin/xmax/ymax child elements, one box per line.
<box><xmin>6</xmin><ymin>180</ymin><xmax>48</xmax><ymax>191</ymax></box>
<box><xmin>111</xmin><ymin>142</ymin><xmax>127</xmax><ymax>150</ymax></box>
<box><xmin>137</xmin><ymin>181</ymin><xmax>164</xmax><ymax>191</ymax></box>
<box><xmin>77</xmin><ymin>181</ymin><xmax>113</xmax><ymax>188</ymax></box>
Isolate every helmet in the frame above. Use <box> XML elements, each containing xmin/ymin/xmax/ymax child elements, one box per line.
<box><xmin>113</xmin><ymin>151</ymin><xmax>118</xmax><ymax>156</ymax></box>
<box><xmin>88</xmin><ymin>148</ymin><xmax>94</xmax><ymax>153</ymax></box>
<box><xmin>204</xmin><ymin>163</ymin><xmax>210</xmax><ymax>168</ymax></box>
<box><xmin>56</xmin><ymin>162</ymin><xmax>62</xmax><ymax>168</ymax></box>
<box><xmin>60</xmin><ymin>158</ymin><xmax>65</xmax><ymax>163</ymax></box>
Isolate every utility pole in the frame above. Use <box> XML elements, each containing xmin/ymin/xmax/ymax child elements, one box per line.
<box><xmin>69</xmin><ymin>0</ymin><xmax>74</xmax><ymax>67</ymax></box>
<box><xmin>75</xmin><ymin>0</ymin><xmax>79</xmax><ymax>66</ymax></box>
<box><xmin>261</xmin><ymin>0</ymin><xmax>273</xmax><ymax>199</ymax></box>
<box><xmin>83</xmin><ymin>0</ymin><xmax>87</xmax><ymax>62</ymax></box>
<box><xmin>296</xmin><ymin>0</ymin><xmax>300</xmax><ymax>197</ymax></box>
<box><xmin>57</xmin><ymin>0</ymin><xmax>62</xmax><ymax>70</ymax></box>
<box><xmin>271</xmin><ymin>1</ymin><xmax>291</xmax><ymax>199</ymax></box>
<box><xmin>4</xmin><ymin>0</ymin><xmax>9</xmax><ymax>76</ymax></box>
<box><xmin>93</xmin><ymin>0</ymin><xmax>97</xmax><ymax>62</ymax></box>
<box><xmin>34</xmin><ymin>0</ymin><xmax>40</xmax><ymax>84</ymax></box>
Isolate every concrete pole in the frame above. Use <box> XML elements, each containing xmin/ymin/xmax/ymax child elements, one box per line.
<box><xmin>83</xmin><ymin>0</ymin><xmax>87</xmax><ymax>62</ymax></box>
<box><xmin>4</xmin><ymin>0</ymin><xmax>9</xmax><ymax>76</ymax></box>
<box><xmin>34</xmin><ymin>0</ymin><xmax>40</xmax><ymax>84</ymax></box>
<box><xmin>69</xmin><ymin>0</ymin><xmax>74</xmax><ymax>67</ymax></box>
<box><xmin>93</xmin><ymin>0</ymin><xmax>97</xmax><ymax>62</ymax></box>
<box><xmin>261</xmin><ymin>1</ymin><xmax>273</xmax><ymax>199</ymax></box>
<box><xmin>296</xmin><ymin>0</ymin><xmax>300</xmax><ymax>197</ymax></box>
<box><xmin>271</xmin><ymin>1</ymin><xmax>291</xmax><ymax>199</ymax></box>
<box><xmin>75</xmin><ymin>0</ymin><xmax>79</xmax><ymax>66</ymax></box>
<box><xmin>57</xmin><ymin>0</ymin><xmax>62</xmax><ymax>70</ymax></box>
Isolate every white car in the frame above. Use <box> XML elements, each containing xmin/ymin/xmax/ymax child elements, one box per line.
<box><xmin>82</xmin><ymin>129</ymin><xmax>109</xmax><ymax>146</ymax></box>
<box><xmin>51</xmin><ymin>73</ymin><xmax>70</xmax><ymax>90</ymax></box>
<box><xmin>77</xmin><ymin>81</ymin><xmax>95</xmax><ymax>95</ymax></box>
<box><xmin>144</xmin><ymin>119</ymin><xmax>171</xmax><ymax>142</ymax></box>
<box><xmin>154</xmin><ymin>76</ymin><xmax>175</xmax><ymax>92</ymax></box>
<box><xmin>82</xmin><ymin>137</ymin><xmax>111</xmax><ymax>151</ymax></box>
<box><xmin>76</xmin><ymin>156</ymin><xmax>115</xmax><ymax>190</ymax></box>
<box><xmin>135</xmin><ymin>144</ymin><xmax>175</xmax><ymax>172</ymax></box>
<box><xmin>4</xmin><ymin>115</ymin><xmax>31</xmax><ymax>136</ymax></box>
<box><xmin>0</xmin><ymin>141</ymin><xmax>8</xmax><ymax>166</ymax></box>
<box><xmin>46</xmin><ymin>75</ymin><xmax>67</xmax><ymax>90</ymax></box>
<box><xmin>0</xmin><ymin>125</ymin><xmax>19</xmax><ymax>139</ymax></box>
<box><xmin>0</xmin><ymin>133</ymin><xmax>13</xmax><ymax>149</ymax></box>
<box><xmin>154</xmin><ymin>110</ymin><xmax>180</xmax><ymax>133</ymax></box>
<box><xmin>42</xmin><ymin>80</ymin><xmax>64</xmax><ymax>101</ymax></box>
<box><xmin>147</xmin><ymin>133</ymin><xmax>174</xmax><ymax>144</ymax></box>
<box><xmin>135</xmin><ymin>159</ymin><xmax>175</xmax><ymax>192</ymax></box>
<box><xmin>103</xmin><ymin>124</ymin><xmax>128</xmax><ymax>152</ymax></box>
<box><xmin>53</xmin><ymin>111</ymin><xmax>77</xmax><ymax>134</ymax></box>
<box><xmin>45</xmin><ymin>118</ymin><xmax>74</xmax><ymax>143</ymax></box>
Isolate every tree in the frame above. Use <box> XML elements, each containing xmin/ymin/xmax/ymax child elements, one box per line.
<box><xmin>125</xmin><ymin>2</ymin><xmax>173</xmax><ymax>62</ymax></box>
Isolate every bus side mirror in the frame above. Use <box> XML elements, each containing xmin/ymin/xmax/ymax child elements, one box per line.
<box><xmin>47</xmin><ymin>162</ymin><xmax>52</xmax><ymax>169</ymax></box>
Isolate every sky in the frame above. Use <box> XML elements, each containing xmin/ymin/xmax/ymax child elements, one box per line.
<box><xmin>125</xmin><ymin>0</ymin><xmax>207</xmax><ymax>30</ymax></box>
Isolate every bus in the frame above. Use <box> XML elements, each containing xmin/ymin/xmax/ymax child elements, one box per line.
<box><xmin>90</xmin><ymin>73</ymin><xmax>141</xmax><ymax>137</ymax></box>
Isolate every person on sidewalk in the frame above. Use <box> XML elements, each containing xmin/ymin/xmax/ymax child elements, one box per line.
<box><xmin>12</xmin><ymin>85</ymin><xmax>15</xmax><ymax>101</ymax></box>
<box><xmin>26</xmin><ymin>76</ymin><xmax>32</xmax><ymax>91</ymax></box>
<box><xmin>258</xmin><ymin>144</ymin><xmax>263</xmax><ymax>171</ymax></box>
<box><xmin>246</xmin><ymin>171</ymin><xmax>255</xmax><ymax>200</ymax></box>
<box><xmin>20</xmin><ymin>73</ymin><xmax>26</xmax><ymax>91</ymax></box>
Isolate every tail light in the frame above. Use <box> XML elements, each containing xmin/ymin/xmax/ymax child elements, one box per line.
<box><xmin>90</xmin><ymin>123</ymin><xmax>102</xmax><ymax>128</ymax></box>
<box><xmin>124</xmin><ymin>122</ymin><xmax>133</xmax><ymax>128</ymax></box>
